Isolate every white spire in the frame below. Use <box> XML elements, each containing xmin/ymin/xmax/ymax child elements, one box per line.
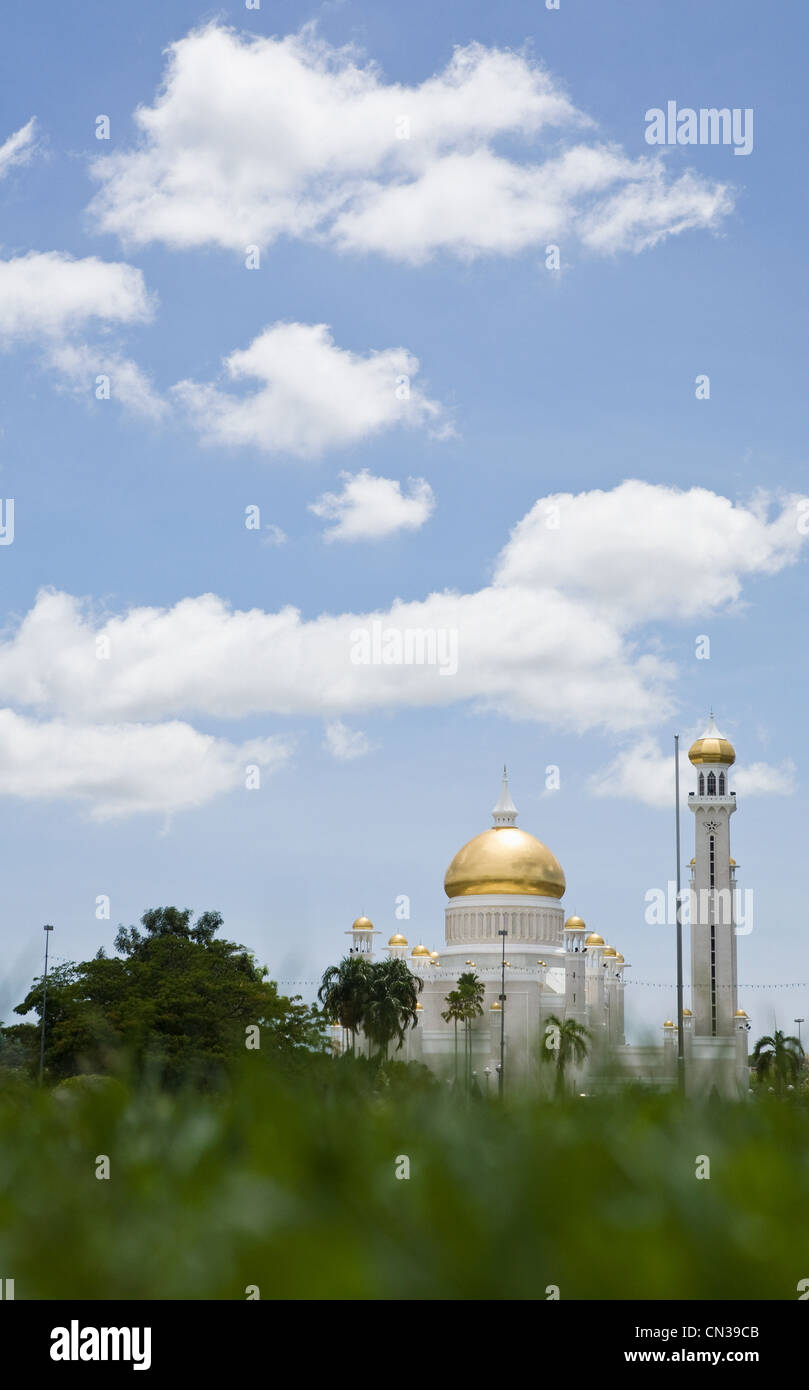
<box><xmin>492</xmin><ymin>766</ymin><xmax>518</xmax><ymax>827</ymax></box>
<box><xmin>702</xmin><ymin>711</ymin><xmax>726</xmax><ymax>739</ymax></box>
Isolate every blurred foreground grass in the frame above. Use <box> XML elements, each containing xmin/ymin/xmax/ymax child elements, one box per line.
<box><xmin>1</xmin><ymin>1061</ymin><xmax>808</xmax><ymax>1300</ymax></box>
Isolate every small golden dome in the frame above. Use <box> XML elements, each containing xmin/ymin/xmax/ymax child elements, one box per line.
<box><xmin>388</xmin><ymin>933</ymin><xmax>408</xmax><ymax>946</ymax></box>
<box><xmin>603</xmin><ymin>946</ymin><xmax>617</xmax><ymax>957</ymax></box>
<box><xmin>688</xmin><ymin>714</ymin><xmax>735</xmax><ymax>767</ymax></box>
<box><xmin>585</xmin><ymin>932</ymin><xmax>605</xmax><ymax>946</ymax></box>
<box><xmin>429</xmin><ymin>951</ymin><xmax>439</xmax><ymax>959</ymax></box>
<box><xmin>444</xmin><ymin>826</ymin><xmax>565</xmax><ymax>899</ymax></box>
<box><xmin>730</xmin><ymin>858</ymin><xmax>736</xmax><ymax>867</ymax></box>
<box><xmin>690</xmin><ymin>857</ymin><xmax>696</xmax><ymax>866</ymax></box>
<box><xmin>415</xmin><ymin>1003</ymin><xmax>423</xmax><ymax>1011</ymax></box>
<box><xmin>663</xmin><ymin>1020</ymin><xmax>676</xmax><ymax>1028</ymax></box>
<box><xmin>683</xmin><ymin>1008</ymin><xmax>692</xmax><ymax>1016</ymax></box>
<box><xmin>411</xmin><ymin>944</ymin><xmax>431</xmax><ymax>957</ymax></box>
<box><xmin>490</xmin><ymin>1001</ymin><xmax>502</xmax><ymax>1011</ymax></box>
<box><xmin>352</xmin><ymin>916</ymin><xmax>374</xmax><ymax>931</ymax></box>
<box><xmin>614</xmin><ymin>952</ymin><xmax>624</xmax><ymax>963</ymax></box>
<box><xmin>565</xmin><ymin>915</ymin><xmax>587</xmax><ymax>932</ymax></box>
<box><xmin>734</xmin><ymin>1008</ymin><xmax>748</xmax><ymax>1018</ymax></box>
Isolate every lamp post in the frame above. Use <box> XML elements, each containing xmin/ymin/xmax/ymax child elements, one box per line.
<box><xmin>795</xmin><ymin>1018</ymin><xmax>804</xmax><ymax>1047</ymax></box>
<box><xmin>674</xmin><ymin>735</ymin><xmax>685</xmax><ymax>1095</ymax></box>
<box><xmin>38</xmin><ymin>924</ymin><xmax>54</xmax><ymax>1085</ymax></box>
<box><xmin>498</xmin><ymin>928</ymin><xmax>507</xmax><ymax>1097</ymax></box>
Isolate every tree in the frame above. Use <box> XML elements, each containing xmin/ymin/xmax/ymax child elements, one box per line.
<box><xmin>441</xmin><ymin>989</ymin><xmax>465</xmax><ymax>1085</ymax></box>
<box><xmin>7</xmin><ymin>907</ymin><xmax>327</xmax><ymax>1085</ymax></box>
<box><xmin>362</xmin><ymin>958</ymin><xmax>423</xmax><ymax>1061</ymax></box>
<box><xmin>751</xmin><ymin>1030</ymin><xmax>804</xmax><ymax>1095</ymax></box>
<box><xmin>456</xmin><ymin>973</ymin><xmax>485</xmax><ymax>1092</ymax></box>
<box><xmin>541</xmin><ymin>1015</ymin><xmax>591</xmax><ymax>1097</ymax></box>
<box><xmin>318</xmin><ymin>955</ymin><xmax>372</xmax><ymax>1054</ymax></box>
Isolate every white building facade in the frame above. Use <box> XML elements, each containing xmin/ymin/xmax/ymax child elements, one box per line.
<box><xmin>333</xmin><ymin>722</ymin><xmax>750</xmax><ymax>1095</ymax></box>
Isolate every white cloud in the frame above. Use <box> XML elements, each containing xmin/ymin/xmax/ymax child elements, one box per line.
<box><xmin>0</xmin><ymin>118</ymin><xmax>38</xmax><ymax>180</ymax></box>
<box><xmin>261</xmin><ymin>524</ymin><xmax>287</xmax><ymax>547</ymax></box>
<box><xmin>0</xmin><ymin>484</ymin><xmax>801</xmax><ymax>816</ymax></box>
<box><xmin>88</xmin><ymin>25</ymin><xmax>732</xmax><ymax>263</ymax></box>
<box><xmin>310</xmin><ymin>469</ymin><xmax>435</xmax><ymax>541</ymax></box>
<box><xmin>323</xmin><ymin>719</ymin><xmax>373</xmax><ymax>761</ymax></box>
<box><xmin>47</xmin><ymin>342</ymin><xmax>167</xmax><ymax>421</ymax></box>
<box><xmin>0</xmin><ymin>251</ymin><xmax>153</xmax><ymax>339</ymax></box>
<box><xmin>0</xmin><ymin>709</ymin><xmax>291</xmax><ymax>820</ymax></box>
<box><xmin>172</xmin><ymin>322</ymin><xmax>444</xmax><ymax>457</ymax></box>
<box><xmin>0</xmin><ymin>251</ymin><xmax>162</xmax><ymax>418</ymax></box>
<box><xmin>495</xmin><ymin>481</ymin><xmax>806</xmax><ymax>625</ymax></box>
<box><xmin>588</xmin><ymin>736</ymin><xmax>794</xmax><ymax>809</ymax></box>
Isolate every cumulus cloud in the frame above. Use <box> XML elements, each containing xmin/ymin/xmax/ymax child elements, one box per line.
<box><xmin>0</xmin><ymin>251</ymin><xmax>162</xmax><ymax>418</ymax></box>
<box><xmin>172</xmin><ymin>322</ymin><xmax>444</xmax><ymax>457</ymax></box>
<box><xmin>495</xmin><ymin>481</ymin><xmax>806</xmax><ymax>625</ymax></box>
<box><xmin>0</xmin><ymin>709</ymin><xmax>291</xmax><ymax>820</ymax></box>
<box><xmin>0</xmin><ymin>118</ymin><xmax>38</xmax><ymax>180</ymax></box>
<box><xmin>310</xmin><ymin>469</ymin><xmax>435</xmax><ymax>541</ymax></box>
<box><xmin>0</xmin><ymin>484</ymin><xmax>800</xmax><ymax>815</ymax></box>
<box><xmin>323</xmin><ymin>719</ymin><xmax>374</xmax><ymax>761</ymax></box>
<box><xmin>588</xmin><ymin>735</ymin><xmax>794</xmax><ymax>809</ymax></box>
<box><xmin>88</xmin><ymin>25</ymin><xmax>732</xmax><ymax>263</ymax></box>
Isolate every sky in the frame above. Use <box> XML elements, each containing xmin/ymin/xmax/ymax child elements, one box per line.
<box><xmin>0</xmin><ymin>0</ymin><xmax>807</xmax><ymax>1044</ymax></box>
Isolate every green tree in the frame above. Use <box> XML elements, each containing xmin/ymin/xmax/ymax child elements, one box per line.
<box><xmin>363</xmin><ymin>958</ymin><xmax>423</xmax><ymax>1061</ymax></box>
<box><xmin>441</xmin><ymin>989</ymin><xmax>465</xmax><ymax>1085</ymax></box>
<box><xmin>541</xmin><ymin>1014</ymin><xmax>591</xmax><ymax>1097</ymax></box>
<box><xmin>751</xmin><ymin>1030</ymin><xmax>804</xmax><ymax>1095</ymax></box>
<box><xmin>456</xmin><ymin>972</ymin><xmax>485</xmax><ymax>1092</ymax></box>
<box><xmin>7</xmin><ymin>907</ymin><xmax>327</xmax><ymax>1085</ymax></box>
<box><xmin>318</xmin><ymin>955</ymin><xmax>372</xmax><ymax>1054</ymax></box>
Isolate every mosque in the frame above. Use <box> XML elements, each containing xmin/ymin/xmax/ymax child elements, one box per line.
<box><xmin>331</xmin><ymin>715</ymin><xmax>751</xmax><ymax>1096</ymax></box>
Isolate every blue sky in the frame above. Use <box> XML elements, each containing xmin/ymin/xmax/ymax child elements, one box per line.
<box><xmin>1</xmin><ymin>0</ymin><xmax>807</xmax><ymax>1042</ymax></box>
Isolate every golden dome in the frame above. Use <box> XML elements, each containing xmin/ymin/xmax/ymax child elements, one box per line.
<box><xmin>415</xmin><ymin>1003</ymin><xmax>423</xmax><ymax>1011</ymax></box>
<box><xmin>690</xmin><ymin>857</ymin><xmax>696</xmax><ymax>866</ymax></box>
<box><xmin>735</xmin><ymin>1008</ymin><xmax>748</xmax><ymax>1018</ymax></box>
<box><xmin>663</xmin><ymin>1020</ymin><xmax>676</xmax><ymax>1028</ymax></box>
<box><xmin>603</xmin><ymin>946</ymin><xmax>617</xmax><ymax>957</ymax></box>
<box><xmin>585</xmin><ymin>932</ymin><xmax>604</xmax><ymax>946</ymax></box>
<box><xmin>683</xmin><ymin>1008</ymin><xmax>692</xmax><ymax>1016</ymax></box>
<box><xmin>614</xmin><ymin>952</ymin><xmax>624</xmax><ymax>963</ymax></box>
<box><xmin>444</xmin><ymin>826</ymin><xmax>565</xmax><ymax>899</ymax></box>
<box><xmin>388</xmin><ymin>933</ymin><xmax>407</xmax><ymax>946</ymax></box>
<box><xmin>490</xmin><ymin>1001</ymin><xmax>502</xmax><ymax>1011</ymax></box>
<box><xmin>429</xmin><ymin>951</ymin><xmax>440</xmax><ymax>960</ymax></box>
<box><xmin>730</xmin><ymin>858</ymin><xmax>736</xmax><ymax>867</ymax></box>
<box><xmin>411</xmin><ymin>944</ymin><xmax>431</xmax><ymax>957</ymax></box>
<box><xmin>352</xmin><ymin>916</ymin><xmax>374</xmax><ymax>931</ymax></box>
<box><xmin>688</xmin><ymin>714</ymin><xmax>735</xmax><ymax>766</ymax></box>
<box><xmin>565</xmin><ymin>915</ymin><xmax>587</xmax><ymax>932</ymax></box>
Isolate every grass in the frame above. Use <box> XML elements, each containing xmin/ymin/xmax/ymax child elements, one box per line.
<box><xmin>1</xmin><ymin>1060</ymin><xmax>808</xmax><ymax>1300</ymax></box>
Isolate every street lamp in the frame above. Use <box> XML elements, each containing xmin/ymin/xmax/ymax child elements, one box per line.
<box><xmin>38</xmin><ymin>924</ymin><xmax>54</xmax><ymax>1085</ymax></box>
<box><xmin>498</xmin><ymin>928</ymin><xmax>507</xmax><ymax>1097</ymax></box>
<box><xmin>795</xmin><ymin>1018</ymin><xmax>804</xmax><ymax>1047</ymax></box>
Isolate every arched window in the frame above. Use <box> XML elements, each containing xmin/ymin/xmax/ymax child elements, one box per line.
<box><xmin>707</xmin><ymin>771</ymin><xmax>717</xmax><ymax>796</ymax></box>
<box><xmin>718</xmin><ymin>772</ymin><xmax>726</xmax><ymax>795</ymax></box>
<box><xmin>698</xmin><ymin>773</ymin><xmax>705</xmax><ymax>795</ymax></box>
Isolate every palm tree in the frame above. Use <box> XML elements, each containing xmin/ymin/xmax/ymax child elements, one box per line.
<box><xmin>751</xmin><ymin>1030</ymin><xmax>804</xmax><ymax>1095</ymax></box>
<box><xmin>318</xmin><ymin>955</ymin><xmax>371</xmax><ymax>1054</ymax></box>
<box><xmin>362</xmin><ymin>958</ymin><xmax>423</xmax><ymax>1061</ymax></box>
<box><xmin>441</xmin><ymin>989</ymin><xmax>465</xmax><ymax>1085</ymax></box>
<box><xmin>456</xmin><ymin>972</ymin><xmax>485</xmax><ymax>1091</ymax></box>
<box><xmin>541</xmin><ymin>1014</ymin><xmax>591</xmax><ymax>1097</ymax></box>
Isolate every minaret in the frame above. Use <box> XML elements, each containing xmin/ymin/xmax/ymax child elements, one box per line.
<box><xmin>687</xmin><ymin>715</ymin><xmax>738</xmax><ymax>1040</ymax></box>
